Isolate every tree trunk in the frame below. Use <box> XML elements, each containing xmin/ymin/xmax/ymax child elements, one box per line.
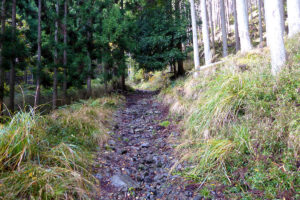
<box><xmin>226</xmin><ymin>0</ymin><xmax>230</xmax><ymax>33</ymax></box>
<box><xmin>279</xmin><ymin>0</ymin><xmax>285</xmax><ymax>36</ymax></box>
<box><xmin>87</xmin><ymin>52</ymin><xmax>92</xmax><ymax>98</ymax></box>
<box><xmin>220</xmin><ymin>0</ymin><xmax>228</xmax><ymax>57</ymax></box>
<box><xmin>264</xmin><ymin>0</ymin><xmax>286</xmax><ymax>75</ymax></box>
<box><xmin>63</xmin><ymin>0</ymin><xmax>68</xmax><ymax>104</ymax></box>
<box><xmin>120</xmin><ymin>0</ymin><xmax>126</xmax><ymax>90</ymax></box>
<box><xmin>250</xmin><ymin>0</ymin><xmax>253</xmax><ymax>22</ymax></box>
<box><xmin>175</xmin><ymin>0</ymin><xmax>185</xmax><ymax>76</ymax></box>
<box><xmin>173</xmin><ymin>61</ymin><xmax>177</xmax><ymax>77</ymax></box>
<box><xmin>34</xmin><ymin>0</ymin><xmax>42</xmax><ymax>108</ymax></box>
<box><xmin>189</xmin><ymin>0</ymin><xmax>200</xmax><ymax>70</ymax></box>
<box><xmin>53</xmin><ymin>0</ymin><xmax>59</xmax><ymax>110</ymax></box>
<box><xmin>233</xmin><ymin>0</ymin><xmax>241</xmax><ymax>51</ymax></box>
<box><xmin>104</xmin><ymin>63</ymin><xmax>108</xmax><ymax>92</ymax></box>
<box><xmin>258</xmin><ymin>0</ymin><xmax>263</xmax><ymax>47</ymax></box>
<box><xmin>0</xmin><ymin>0</ymin><xmax>6</xmax><ymax>115</ymax></box>
<box><xmin>208</xmin><ymin>1</ymin><xmax>215</xmax><ymax>52</ymax></box>
<box><xmin>287</xmin><ymin>0</ymin><xmax>300</xmax><ymax>37</ymax></box>
<box><xmin>236</xmin><ymin>0</ymin><xmax>252</xmax><ymax>52</ymax></box>
<box><xmin>201</xmin><ymin>0</ymin><xmax>212</xmax><ymax>65</ymax></box>
<box><xmin>9</xmin><ymin>0</ymin><xmax>16</xmax><ymax>113</ymax></box>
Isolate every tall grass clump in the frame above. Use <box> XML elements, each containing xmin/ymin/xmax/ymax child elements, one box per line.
<box><xmin>0</xmin><ymin>95</ymin><xmax>123</xmax><ymax>199</ymax></box>
<box><xmin>167</xmin><ymin>36</ymin><xmax>300</xmax><ymax>199</ymax></box>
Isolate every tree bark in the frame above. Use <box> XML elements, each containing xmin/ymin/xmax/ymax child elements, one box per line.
<box><xmin>0</xmin><ymin>0</ymin><xmax>6</xmax><ymax>115</ymax></box>
<box><xmin>201</xmin><ymin>0</ymin><xmax>212</xmax><ymax>65</ymax></box>
<box><xmin>236</xmin><ymin>0</ymin><xmax>252</xmax><ymax>52</ymax></box>
<box><xmin>208</xmin><ymin>1</ymin><xmax>215</xmax><ymax>52</ymax></box>
<box><xmin>287</xmin><ymin>0</ymin><xmax>300</xmax><ymax>37</ymax></box>
<box><xmin>220</xmin><ymin>0</ymin><xmax>228</xmax><ymax>57</ymax></box>
<box><xmin>9</xmin><ymin>0</ymin><xmax>16</xmax><ymax>113</ymax></box>
<box><xmin>175</xmin><ymin>0</ymin><xmax>185</xmax><ymax>76</ymax></box>
<box><xmin>63</xmin><ymin>0</ymin><xmax>68</xmax><ymax>104</ymax></box>
<box><xmin>87</xmin><ymin>51</ymin><xmax>92</xmax><ymax>98</ymax></box>
<box><xmin>53</xmin><ymin>0</ymin><xmax>59</xmax><ymax>110</ymax></box>
<box><xmin>233</xmin><ymin>0</ymin><xmax>241</xmax><ymax>51</ymax></box>
<box><xmin>34</xmin><ymin>0</ymin><xmax>42</xmax><ymax>108</ymax></box>
<box><xmin>279</xmin><ymin>0</ymin><xmax>285</xmax><ymax>36</ymax></box>
<box><xmin>189</xmin><ymin>0</ymin><xmax>200</xmax><ymax>70</ymax></box>
<box><xmin>258</xmin><ymin>0</ymin><xmax>263</xmax><ymax>47</ymax></box>
<box><xmin>264</xmin><ymin>0</ymin><xmax>286</xmax><ymax>75</ymax></box>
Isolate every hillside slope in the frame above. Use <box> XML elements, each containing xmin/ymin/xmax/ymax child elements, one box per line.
<box><xmin>157</xmin><ymin>35</ymin><xmax>300</xmax><ymax>199</ymax></box>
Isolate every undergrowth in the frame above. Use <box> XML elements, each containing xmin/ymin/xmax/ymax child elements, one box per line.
<box><xmin>129</xmin><ymin>71</ymin><xmax>171</xmax><ymax>91</ymax></box>
<box><xmin>160</xmin><ymin>35</ymin><xmax>300</xmax><ymax>199</ymax></box>
<box><xmin>0</xmin><ymin>95</ymin><xmax>123</xmax><ymax>199</ymax></box>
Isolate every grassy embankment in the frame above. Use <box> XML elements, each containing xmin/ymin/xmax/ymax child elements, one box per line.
<box><xmin>143</xmin><ymin>35</ymin><xmax>299</xmax><ymax>199</ymax></box>
<box><xmin>0</xmin><ymin>94</ymin><xmax>124</xmax><ymax>199</ymax></box>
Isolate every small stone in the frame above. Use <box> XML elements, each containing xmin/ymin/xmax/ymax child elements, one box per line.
<box><xmin>135</xmin><ymin>128</ymin><xmax>144</xmax><ymax>132</ymax></box>
<box><xmin>185</xmin><ymin>191</ymin><xmax>193</xmax><ymax>197</ymax></box>
<box><xmin>95</xmin><ymin>173</ymin><xmax>103</xmax><ymax>180</ymax></box>
<box><xmin>193</xmin><ymin>195</ymin><xmax>204</xmax><ymax>200</ymax></box>
<box><xmin>138</xmin><ymin>164</ymin><xmax>145</xmax><ymax>170</ymax></box>
<box><xmin>144</xmin><ymin>155</ymin><xmax>154</xmax><ymax>164</ymax></box>
<box><xmin>141</xmin><ymin>142</ymin><xmax>150</xmax><ymax>148</ymax></box>
<box><xmin>108</xmin><ymin>140</ymin><xmax>116</xmax><ymax>146</ymax></box>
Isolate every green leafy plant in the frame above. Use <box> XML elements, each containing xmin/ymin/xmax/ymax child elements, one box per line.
<box><xmin>159</xmin><ymin>120</ymin><xmax>170</xmax><ymax>128</ymax></box>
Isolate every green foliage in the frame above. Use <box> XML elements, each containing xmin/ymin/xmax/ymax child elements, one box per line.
<box><xmin>159</xmin><ymin>120</ymin><xmax>170</xmax><ymax>128</ymax></box>
<box><xmin>133</xmin><ymin>0</ymin><xmax>190</xmax><ymax>71</ymax></box>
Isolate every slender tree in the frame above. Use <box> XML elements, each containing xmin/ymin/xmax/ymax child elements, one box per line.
<box><xmin>175</xmin><ymin>0</ymin><xmax>185</xmax><ymax>76</ymax></box>
<box><xmin>236</xmin><ymin>0</ymin><xmax>252</xmax><ymax>52</ymax></box>
<box><xmin>189</xmin><ymin>0</ymin><xmax>200</xmax><ymax>69</ymax></box>
<box><xmin>120</xmin><ymin>0</ymin><xmax>126</xmax><ymax>90</ymax></box>
<box><xmin>208</xmin><ymin>1</ymin><xmax>215</xmax><ymax>52</ymax></box>
<box><xmin>53</xmin><ymin>0</ymin><xmax>59</xmax><ymax>109</ymax></box>
<box><xmin>258</xmin><ymin>0</ymin><xmax>263</xmax><ymax>47</ymax></box>
<box><xmin>63</xmin><ymin>0</ymin><xmax>67</xmax><ymax>104</ymax></box>
<box><xmin>87</xmin><ymin>51</ymin><xmax>92</xmax><ymax>97</ymax></box>
<box><xmin>9</xmin><ymin>0</ymin><xmax>16</xmax><ymax>113</ymax></box>
<box><xmin>0</xmin><ymin>0</ymin><xmax>6</xmax><ymax>114</ymax></box>
<box><xmin>87</xmin><ymin>24</ymin><xmax>92</xmax><ymax>98</ymax></box>
<box><xmin>287</xmin><ymin>0</ymin><xmax>300</xmax><ymax>37</ymax></box>
<box><xmin>233</xmin><ymin>0</ymin><xmax>241</xmax><ymax>51</ymax></box>
<box><xmin>220</xmin><ymin>0</ymin><xmax>228</xmax><ymax>57</ymax></box>
<box><xmin>34</xmin><ymin>0</ymin><xmax>42</xmax><ymax>108</ymax></box>
<box><xmin>264</xmin><ymin>0</ymin><xmax>286</xmax><ymax>75</ymax></box>
<box><xmin>201</xmin><ymin>0</ymin><xmax>212</xmax><ymax>64</ymax></box>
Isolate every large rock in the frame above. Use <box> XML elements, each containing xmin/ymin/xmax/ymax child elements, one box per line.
<box><xmin>110</xmin><ymin>174</ymin><xmax>139</xmax><ymax>189</ymax></box>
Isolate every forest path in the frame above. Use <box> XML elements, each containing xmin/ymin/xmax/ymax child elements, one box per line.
<box><xmin>94</xmin><ymin>90</ymin><xmax>203</xmax><ymax>200</ymax></box>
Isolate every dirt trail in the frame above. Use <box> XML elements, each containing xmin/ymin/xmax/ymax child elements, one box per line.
<box><xmin>95</xmin><ymin>90</ymin><xmax>202</xmax><ymax>200</ymax></box>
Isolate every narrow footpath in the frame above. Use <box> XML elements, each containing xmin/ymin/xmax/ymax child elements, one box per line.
<box><xmin>95</xmin><ymin>90</ymin><xmax>203</xmax><ymax>200</ymax></box>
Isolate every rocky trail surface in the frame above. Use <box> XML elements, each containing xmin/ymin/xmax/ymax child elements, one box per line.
<box><xmin>94</xmin><ymin>90</ymin><xmax>204</xmax><ymax>200</ymax></box>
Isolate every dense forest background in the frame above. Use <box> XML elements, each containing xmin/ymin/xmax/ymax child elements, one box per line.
<box><xmin>0</xmin><ymin>0</ymin><xmax>191</xmax><ymax>114</ymax></box>
<box><xmin>0</xmin><ymin>0</ymin><xmax>299</xmax><ymax>114</ymax></box>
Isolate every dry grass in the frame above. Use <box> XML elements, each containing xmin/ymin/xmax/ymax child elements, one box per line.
<box><xmin>161</xmin><ymin>35</ymin><xmax>300</xmax><ymax>199</ymax></box>
<box><xmin>0</xmin><ymin>94</ymin><xmax>124</xmax><ymax>199</ymax></box>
